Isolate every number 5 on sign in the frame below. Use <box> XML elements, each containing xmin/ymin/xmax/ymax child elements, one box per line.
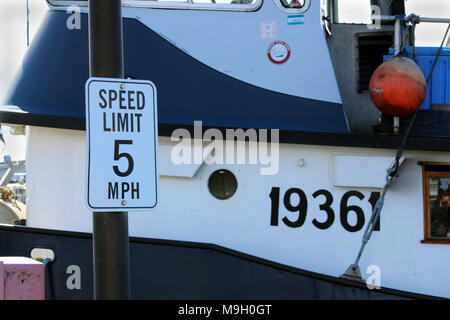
<box><xmin>85</xmin><ymin>77</ymin><xmax>158</xmax><ymax>212</ymax></box>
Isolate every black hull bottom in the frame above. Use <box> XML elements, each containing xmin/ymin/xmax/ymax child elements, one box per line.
<box><xmin>0</xmin><ymin>225</ymin><xmax>438</xmax><ymax>300</ymax></box>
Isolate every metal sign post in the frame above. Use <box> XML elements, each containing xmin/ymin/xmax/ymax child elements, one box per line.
<box><xmin>88</xmin><ymin>0</ymin><xmax>130</xmax><ymax>300</ymax></box>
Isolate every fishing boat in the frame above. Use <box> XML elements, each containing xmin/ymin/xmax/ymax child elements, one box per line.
<box><xmin>0</xmin><ymin>0</ymin><xmax>449</xmax><ymax>299</ymax></box>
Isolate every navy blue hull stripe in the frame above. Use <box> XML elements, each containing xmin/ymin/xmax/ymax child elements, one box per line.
<box><xmin>0</xmin><ymin>224</ymin><xmax>441</xmax><ymax>299</ymax></box>
<box><xmin>1</xmin><ymin>11</ymin><xmax>348</xmax><ymax>133</ymax></box>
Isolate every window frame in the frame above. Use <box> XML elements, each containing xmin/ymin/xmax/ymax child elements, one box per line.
<box><xmin>272</xmin><ymin>0</ymin><xmax>310</xmax><ymax>14</ymax></box>
<box><xmin>420</xmin><ymin>162</ymin><xmax>450</xmax><ymax>244</ymax></box>
<box><xmin>47</xmin><ymin>0</ymin><xmax>263</xmax><ymax>12</ymax></box>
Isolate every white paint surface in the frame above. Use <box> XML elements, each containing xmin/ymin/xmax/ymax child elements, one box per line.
<box><xmin>332</xmin><ymin>155</ymin><xmax>394</xmax><ymax>188</ymax></box>
<box><xmin>159</xmin><ymin>143</ymin><xmax>210</xmax><ymax>178</ymax></box>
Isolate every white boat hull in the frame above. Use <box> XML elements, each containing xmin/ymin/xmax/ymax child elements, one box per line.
<box><xmin>25</xmin><ymin>126</ymin><xmax>450</xmax><ymax>298</ymax></box>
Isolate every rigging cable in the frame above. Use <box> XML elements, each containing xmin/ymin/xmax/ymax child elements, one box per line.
<box><xmin>342</xmin><ymin>22</ymin><xmax>450</xmax><ymax>282</ymax></box>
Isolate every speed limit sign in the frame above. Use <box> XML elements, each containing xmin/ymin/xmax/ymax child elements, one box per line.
<box><xmin>85</xmin><ymin>77</ymin><xmax>158</xmax><ymax>211</ymax></box>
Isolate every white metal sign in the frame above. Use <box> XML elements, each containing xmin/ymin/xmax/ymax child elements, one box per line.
<box><xmin>85</xmin><ymin>77</ymin><xmax>158</xmax><ymax>212</ymax></box>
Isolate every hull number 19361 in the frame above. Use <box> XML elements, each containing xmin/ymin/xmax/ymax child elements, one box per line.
<box><xmin>269</xmin><ymin>187</ymin><xmax>381</xmax><ymax>232</ymax></box>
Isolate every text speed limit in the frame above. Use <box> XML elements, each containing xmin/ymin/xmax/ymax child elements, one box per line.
<box><xmin>85</xmin><ymin>77</ymin><xmax>158</xmax><ymax>211</ymax></box>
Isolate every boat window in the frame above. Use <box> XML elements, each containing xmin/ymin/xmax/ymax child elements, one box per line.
<box><xmin>47</xmin><ymin>0</ymin><xmax>261</xmax><ymax>10</ymax></box>
<box><xmin>192</xmin><ymin>0</ymin><xmax>256</xmax><ymax>4</ymax></box>
<box><xmin>128</xmin><ymin>0</ymin><xmax>259</xmax><ymax>5</ymax></box>
<box><xmin>208</xmin><ymin>169</ymin><xmax>238</xmax><ymax>200</ymax></box>
<box><xmin>420</xmin><ymin>163</ymin><xmax>450</xmax><ymax>244</ymax></box>
<box><xmin>273</xmin><ymin>0</ymin><xmax>310</xmax><ymax>13</ymax></box>
<box><xmin>279</xmin><ymin>0</ymin><xmax>305</xmax><ymax>9</ymax></box>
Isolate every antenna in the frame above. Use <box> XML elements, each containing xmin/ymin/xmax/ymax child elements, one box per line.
<box><xmin>26</xmin><ymin>0</ymin><xmax>30</xmax><ymax>47</ymax></box>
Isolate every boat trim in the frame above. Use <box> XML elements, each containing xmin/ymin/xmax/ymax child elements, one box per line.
<box><xmin>2</xmin><ymin>111</ymin><xmax>450</xmax><ymax>152</ymax></box>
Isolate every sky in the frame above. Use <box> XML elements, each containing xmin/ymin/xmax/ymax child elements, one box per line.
<box><xmin>0</xmin><ymin>0</ymin><xmax>449</xmax><ymax>161</ymax></box>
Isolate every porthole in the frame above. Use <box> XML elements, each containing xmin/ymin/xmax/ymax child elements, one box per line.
<box><xmin>208</xmin><ymin>169</ymin><xmax>238</xmax><ymax>200</ymax></box>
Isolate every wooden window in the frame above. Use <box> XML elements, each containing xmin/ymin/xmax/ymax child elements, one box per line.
<box><xmin>420</xmin><ymin>162</ymin><xmax>450</xmax><ymax>244</ymax></box>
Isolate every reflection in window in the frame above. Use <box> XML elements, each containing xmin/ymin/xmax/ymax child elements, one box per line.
<box><xmin>421</xmin><ymin>164</ymin><xmax>450</xmax><ymax>242</ymax></box>
<box><xmin>193</xmin><ymin>0</ymin><xmax>256</xmax><ymax>3</ymax></box>
<box><xmin>50</xmin><ymin>0</ymin><xmax>258</xmax><ymax>5</ymax></box>
<box><xmin>279</xmin><ymin>0</ymin><xmax>305</xmax><ymax>9</ymax></box>
<box><xmin>428</xmin><ymin>177</ymin><xmax>450</xmax><ymax>238</ymax></box>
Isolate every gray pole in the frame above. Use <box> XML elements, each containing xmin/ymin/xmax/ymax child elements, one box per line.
<box><xmin>88</xmin><ymin>0</ymin><xmax>131</xmax><ymax>300</ymax></box>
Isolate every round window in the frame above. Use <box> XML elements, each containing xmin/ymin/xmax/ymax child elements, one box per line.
<box><xmin>208</xmin><ymin>169</ymin><xmax>238</xmax><ymax>200</ymax></box>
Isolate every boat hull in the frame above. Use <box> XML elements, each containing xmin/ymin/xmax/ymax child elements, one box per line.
<box><xmin>17</xmin><ymin>126</ymin><xmax>450</xmax><ymax>299</ymax></box>
<box><xmin>0</xmin><ymin>224</ymin><xmax>436</xmax><ymax>300</ymax></box>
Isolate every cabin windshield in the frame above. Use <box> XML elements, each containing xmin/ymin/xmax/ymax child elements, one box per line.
<box><xmin>48</xmin><ymin>0</ymin><xmax>258</xmax><ymax>6</ymax></box>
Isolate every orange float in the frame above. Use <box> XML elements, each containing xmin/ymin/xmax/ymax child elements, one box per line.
<box><xmin>369</xmin><ymin>56</ymin><xmax>427</xmax><ymax>117</ymax></box>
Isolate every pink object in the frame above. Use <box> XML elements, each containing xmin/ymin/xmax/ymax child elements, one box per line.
<box><xmin>0</xmin><ymin>257</ymin><xmax>45</xmax><ymax>300</ymax></box>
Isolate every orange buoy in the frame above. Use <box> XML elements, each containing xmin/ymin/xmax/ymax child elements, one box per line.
<box><xmin>369</xmin><ymin>56</ymin><xmax>427</xmax><ymax>117</ymax></box>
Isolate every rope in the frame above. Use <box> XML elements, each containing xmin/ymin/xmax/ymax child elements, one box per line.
<box><xmin>0</xmin><ymin>186</ymin><xmax>21</xmax><ymax>211</ymax></box>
